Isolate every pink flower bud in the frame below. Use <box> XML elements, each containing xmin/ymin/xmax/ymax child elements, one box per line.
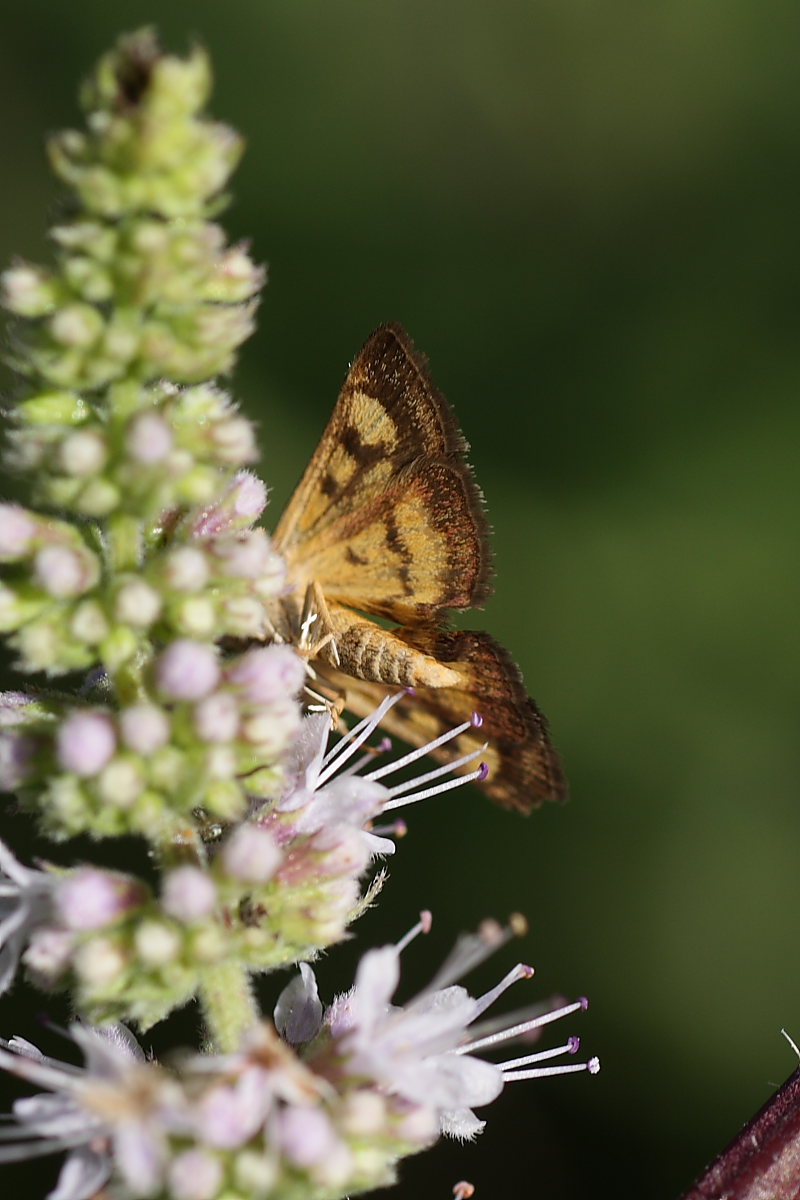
<box><xmin>0</xmin><ymin>505</ymin><xmax>37</xmax><ymax>559</ymax></box>
<box><xmin>125</xmin><ymin>411</ymin><xmax>173</xmax><ymax>463</ymax></box>
<box><xmin>119</xmin><ymin>703</ymin><xmax>170</xmax><ymax>754</ymax></box>
<box><xmin>226</xmin><ymin>645</ymin><xmax>305</xmax><ymax>704</ymax></box>
<box><xmin>56</xmin><ymin>710</ymin><xmax>116</xmax><ymax>776</ymax></box>
<box><xmin>229</xmin><ymin>471</ymin><xmax>267</xmax><ymax>519</ymax></box>
<box><xmin>192</xmin><ymin>471</ymin><xmax>266</xmax><ymax>538</ymax></box>
<box><xmin>23</xmin><ymin>928</ymin><xmax>75</xmax><ymax>982</ymax></box>
<box><xmin>278</xmin><ymin>1106</ymin><xmax>339</xmax><ymax>1167</ymax></box>
<box><xmin>193</xmin><ymin>692</ymin><xmax>240</xmax><ymax>743</ymax></box>
<box><xmin>161</xmin><ymin>866</ymin><xmax>217</xmax><ymax>923</ymax></box>
<box><xmin>220</xmin><ymin>825</ymin><xmax>281</xmax><ymax>883</ymax></box>
<box><xmin>164</xmin><ymin>546</ymin><xmax>209</xmax><ymax>592</ymax></box>
<box><xmin>211</xmin><ymin>530</ymin><xmax>274</xmax><ymax>579</ymax></box>
<box><xmin>56</xmin><ymin>868</ymin><xmax>143</xmax><ymax>930</ymax></box>
<box><xmin>33</xmin><ymin>544</ymin><xmax>98</xmax><ymax>597</ymax></box>
<box><xmin>211</xmin><ymin>415</ymin><xmax>256</xmax><ymax>463</ymax></box>
<box><xmin>196</xmin><ymin>1070</ymin><xmax>271</xmax><ymax>1148</ymax></box>
<box><xmin>155</xmin><ymin>640</ymin><xmax>220</xmax><ymax>700</ymax></box>
<box><xmin>167</xmin><ymin>1150</ymin><xmax>224</xmax><ymax>1200</ymax></box>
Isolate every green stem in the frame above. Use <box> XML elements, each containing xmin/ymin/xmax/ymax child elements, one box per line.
<box><xmin>199</xmin><ymin>960</ymin><xmax>259</xmax><ymax>1052</ymax></box>
<box><xmin>105</xmin><ymin>512</ymin><xmax>143</xmax><ymax>572</ymax></box>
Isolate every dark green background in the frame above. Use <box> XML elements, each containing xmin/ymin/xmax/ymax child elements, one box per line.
<box><xmin>2</xmin><ymin>3</ymin><xmax>800</xmax><ymax>1197</ymax></box>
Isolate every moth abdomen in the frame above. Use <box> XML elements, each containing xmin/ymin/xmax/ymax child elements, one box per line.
<box><xmin>328</xmin><ymin>607</ymin><xmax>461</xmax><ymax>689</ymax></box>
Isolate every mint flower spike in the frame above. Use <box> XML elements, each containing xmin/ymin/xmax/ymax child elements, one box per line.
<box><xmin>0</xmin><ymin>29</ymin><xmax>271</xmax><ymax>682</ymax></box>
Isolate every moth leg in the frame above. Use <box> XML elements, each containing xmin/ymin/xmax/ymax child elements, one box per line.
<box><xmin>298</xmin><ymin>580</ymin><xmax>341</xmax><ymax>667</ymax></box>
<box><xmin>303</xmin><ymin>675</ymin><xmax>348</xmax><ymax>727</ymax></box>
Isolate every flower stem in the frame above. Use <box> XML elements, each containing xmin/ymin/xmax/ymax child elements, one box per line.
<box><xmin>199</xmin><ymin>960</ymin><xmax>259</xmax><ymax>1053</ymax></box>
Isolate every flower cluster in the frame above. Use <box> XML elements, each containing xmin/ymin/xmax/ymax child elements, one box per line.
<box><xmin>0</xmin><ymin>918</ymin><xmax>597</xmax><ymax>1200</ymax></box>
<box><xmin>0</xmin><ymin>698</ymin><xmax>494</xmax><ymax>1027</ymax></box>
<box><xmin>0</xmin><ymin>28</ymin><xmax>598</xmax><ymax>1200</ymax></box>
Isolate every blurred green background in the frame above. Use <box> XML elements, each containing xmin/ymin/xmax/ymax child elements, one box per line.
<box><xmin>2</xmin><ymin>2</ymin><xmax>800</xmax><ymax>1197</ymax></box>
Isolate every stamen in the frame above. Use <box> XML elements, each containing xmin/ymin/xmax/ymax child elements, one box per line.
<box><xmin>0</xmin><ymin>1045</ymin><xmax>83</xmax><ymax>1094</ymax></box>
<box><xmin>469</xmin><ymin>963</ymin><xmax>534</xmax><ymax>1021</ymax></box>
<box><xmin>382</xmin><ymin>761</ymin><xmax>487</xmax><ymax>810</ymax></box>
<box><xmin>318</xmin><ymin>693</ymin><xmax>405</xmax><ymax>781</ymax></box>
<box><xmin>499</xmin><ymin>1039</ymin><xmax>579</xmax><ymax>1071</ymax></box>
<box><xmin>365</xmin><ymin>717</ymin><xmax>477</xmax><ymax>782</ymax></box>
<box><xmin>383</xmin><ymin>743</ymin><xmax>488</xmax><ymax>800</ymax></box>
<box><xmin>0</xmin><ymin>1138</ymin><xmax>90</xmax><ymax>1163</ymax></box>
<box><xmin>425</xmin><ymin>917</ymin><xmax>524</xmax><ymax>992</ymax></box>
<box><xmin>339</xmin><ymin>738</ymin><xmax>393</xmax><ymax>778</ymax></box>
<box><xmin>504</xmin><ymin>1056</ymin><xmax>600</xmax><ymax>1081</ymax></box>
<box><xmin>368</xmin><ymin>818</ymin><xmax>408</xmax><ymax>838</ymax></box>
<box><xmin>395</xmin><ymin>910</ymin><xmax>433</xmax><ymax>953</ymax></box>
<box><xmin>462</xmin><ymin>998</ymin><xmax>589</xmax><ymax>1055</ymax></box>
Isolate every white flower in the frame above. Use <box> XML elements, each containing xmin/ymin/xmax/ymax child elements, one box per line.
<box><xmin>0</xmin><ymin>1024</ymin><xmax>178</xmax><ymax>1200</ymax></box>
<box><xmin>271</xmin><ymin>693</ymin><xmax>490</xmax><ymax>858</ymax></box>
<box><xmin>277</xmin><ymin>913</ymin><xmax>599</xmax><ymax>1142</ymax></box>
<box><xmin>0</xmin><ymin>840</ymin><xmax>58</xmax><ymax>993</ymax></box>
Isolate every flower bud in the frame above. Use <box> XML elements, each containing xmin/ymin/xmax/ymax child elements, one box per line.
<box><xmin>161</xmin><ymin>866</ymin><xmax>217</xmax><ymax>923</ymax></box>
<box><xmin>49</xmin><ymin>302</ymin><xmax>104</xmax><ymax>347</ymax></box>
<box><xmin>96</xmin><ymin>756</ymin><xmax>145</xmax><ymax>807</ymax></box>
<box><xmin>155</xmin><ymin>639</ymin><xmax>220</xmax><ymax>700</ymax></box>
<box><xmin>167</xmin><ymin>1150</ymin><xmax>224</xmax><ymax>1200</ymax></box>
<box><xmin>125</xmin><ymin>411</ymin><xmax>174</xmax><ymax>463</ymax></box>
<box><xmin>163</xmin><ymin>546</ymin><xmax>209</xmax><ymax>592</ymax></box>
<box><xmin>115</xmin><ymin>580</ymin><xmax>162</xmax><ymax>627</ymax></box>
<box><xmin>210</xmin><ymin>414</ymin><xmax>257</xmax><ymax>463</ymax></box>
<box><xmin>1</xmin><ymin>263</ymin><xmax>57</xmax><ymax>316</ymax></box>
<box><xmin>73</xmin><ymin>935</ymin><xmax>127</xmax><ymax>987</ymax></box>
<box><xmin>57</xmin><ymin>428</ymin><xmax>107</xmax><ymax>476</ymax></box>
<box><xmin>0</xmin><ymin>505</ymin><xmax>37</xmax><ymax>559</ymax></box>
<box><xmin>226</xmin><ymin>645</ymin><xmax>305</xmax><ymax>705</ymax></box>
<box><xmin>23</xmin><ymin>927</ymin><xmax>75</xmax><ymax>981</ymax></box>
<box><xmin>220</xmin><ymin>825</ymin><xmax>282</xmax><ymax>883</ymax></box>
<box><xmin>57</xmin><ymin>867</ymin><xmax>144</xmax><ymax>930</ymax></box>
<box><xmin>56</xmin><ymin>710</ymin><xmax>116</xmax><ymax>777</ymax></box>
<box><xmin>193</xmin><ymin>691</ymin><xmax>240</xmax><ymax>743</ymax></box>
<box><xmin>134</xmin><ymin>920</ymin><xmax>181</xmax><ymax>967</ymax></box>
<box><xmin>212</xmin><ymin>530</ymin><xmax>274</xmax><ymax>579</ymax></box>
<box><xmin>33</xmin><ymin>543</ymin><xmax>99</xmax><ymax>597</ymax></box>
<box><xmin>119</xmin><ymin>703</ymin><xmax>170</xmax><ymax>754</ymax></box>
<box><xmin>278</xmin><ymin>1106</ymin><xmax>339</xmax><ymax>1167</ymax></box>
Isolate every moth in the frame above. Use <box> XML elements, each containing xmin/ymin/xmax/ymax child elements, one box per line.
<box><xmin>267</xmin><ymin>323</ymin><xmax>566</xmax><ymax>814</ymax></box>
